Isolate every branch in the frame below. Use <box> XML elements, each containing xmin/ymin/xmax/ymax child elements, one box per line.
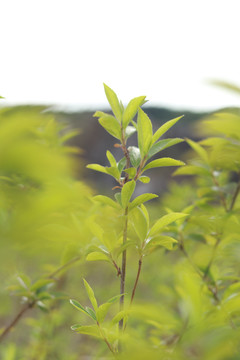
<box><xmin>0</xmin><ymin>302</ymin><xmax>35</xmax><ymax>343</ymax></box>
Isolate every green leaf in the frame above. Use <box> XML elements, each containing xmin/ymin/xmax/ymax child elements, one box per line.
<box><xmin>98</xmin><ymin>115</ymin><xmax>121</xmax><ymax>139</ymax></box>
<box><xmin>149</xmin><ymin>212</ymin><xmax>188</xmax><ymax>237</ymax></box>
<box><xmin>93</xmin><ymin>111</ymin><xmax>108</xmax><ymax>118</ymax></box>
<box><xmin>124</xmin><ymin>167</ymin><xmax>137</xmax><ymax>179</ymax></box>
<box><xmin>114</xmin><ymin>192</ymin><xmax>122</xmax><ymax>207</ymax></box>
<box><xmin>137</xmin><ymin>108</ymin><xmax>153</xmax><ymax>157</ymax></box>
<box><xmin>121</xmin><ymin>180</ymin><xmax>136</xmax><ymax>208</ymax></box>
<box><xmin>93</xmin><ymin>195</ymin><xmax>119</xmax><ymax>209</ymax></box>
<box><xmin>103</xmin><ymin>83</ymin><xmax>122</xmax><ymax>122</ymax></box>
<box><xmin>152</xmin><ymin>115</ymin><xmax>184</xmax><ymax>143</ymax></box>
<box><xmin>125</xmin><ymin>125</ymin><xmax>137</xmax><ymax>139</ymax></box>
<box><xmin>147</xmin><ymin>138</ymin><xmax>184</xmax><ymax>159</ymax></box>
<box><xmin>128</xmin><ymin>146</ymin><xmax>141</xmax><ymax>167</ymax></box>
<box><xmin>17</xmin><ymin>274</ymin><xmax>31</xmax><ymax>289</ymax></box>
<box><xmin>117</xmin><ymin>157</ymin><xmax>126</xmax><ymax>174</ymax></box>
<box><xmin>173</xmin><ymin>165</ymin><xmax>211</xmax><ymax>177</ymax></box>
<box><xmin>0</xmin><ymin>96</ymin><xmax>5</xmax><ymax>99</ymax></box>
<box><xmin>111</xmin><ymin>310</ymin><xmax>129</xmax><ymax>325</ymax></box>
<box><xmin>145</xmin><ymin>235</ymin><xmax>178</xmax><ymax>251</ymax></box>
<box><xmin>86</xmin><ymin>164</ymin><xmax>108</xmax><ymax>174</ymax></box>
<box><xmin>96</xmin><ymin>303</ymin><xmax>112</xmax><ymax>323</ymax></box>
<box><xmin>143</xmin><ymin>158</ymin><xmax>185</xmax><ymax>171</ymax></box>
<box><xmin>85</xmin><ymin>306</ymin><xmax>97</xmax><ymax>320</ymax></box>
<box><xmin>106</xmin><ymin>151</ymin><xmax>117</xmax><ymax>167</ymax></box>
<box><xmin>186</xmin><ymin>138</ymin><xmax>209</xmax><ymax>163</ymax></box>
<box><xmin>70</xmin><ymin>299</ymin><xmax>90</xmax><ymax>317</ymax></box>
<box><xmin>129</xmin><ymin>193</ymin><xmax>158</xmax><ymax>210</ymax></box>
<box><xmin>123</xmin><ymin>96</ymin><xmax>146</xmax><ymax>128</ymax></box>
<box><xmin>83</xmin><ymin>279</ymin><xmax>98</xmax><ymax>311</ymax></box>
<box><xmin>209</xmin><ymin>80</ymin><xmax>240</xmax><ymax>95</ymax></box>
<box><xmin>138</xmin><ymin>176</ymin><xmax>150</xmax><ymax>183</ymax></box>
<box><xmin>106</xmin><ymin>166</ymin><xmax>120</xmax><ymax>180</ymax></box>
<box><xmin>31</xmin><ymin>279</ymin><xmax>55</xmax><ymax>292</ymax></box>
<box><xmin>71</xmin><ymin>324</ymin><xmax>101</xmax><ymax>338</ymax></box>
<box><xmin>130</xmin><ymin>206</ymin><xmax>148</xmax><ymax>242</ymax></box>
<box><xmin>107</xmin><ymin>294</ymin><xmax>125</xmax><ymax>303</ymax></box>
<box><xmin>86</xmin><ymin>252</ymin><xmax>110</xmax><ymax>262</ymax></box>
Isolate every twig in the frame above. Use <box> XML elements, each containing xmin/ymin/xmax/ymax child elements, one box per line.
<box><xmin>229</xmin><ymin>179</ymin><xmax>240</xmax><ymax>212</ymax></box>
<box><xmin>130</xmin><ymin>258</ymin><xmax>142</xmax><ymax>305</ymax></box>
<box><xmin>119</xmin><ymin>207</ymin><xmax>128</xmax><ymax>332</ymax></box>
<box><xmin>97</xmin><ymin>322</ymin><xmax>116</xmax><ymax>356</ymax></box>
<box><xmin>0</xmin><ymin>256</ymin><xmax>81</xmax><ymax>343</ymax></box>
<box><xmin>0</xmin><ymin>302</ymin><xmax>35</xmax><ymax>343</ymax></box>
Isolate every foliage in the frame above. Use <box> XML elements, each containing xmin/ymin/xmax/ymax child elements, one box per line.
<box><xmin>0</xmin><ymin>85</ymin><xmax>240</xmax><ymax>359</ymax></box>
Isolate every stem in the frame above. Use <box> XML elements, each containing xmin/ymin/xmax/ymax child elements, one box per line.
<box><xmin>97</xmin><ymin>322</ymin><xmax>116</xmax><ymax>356</ymax></box>
<box><xmin>47</xmin><ymin>256</ymin><xmax>81</xmax><ymax>279</ymax></box>
<box><xmin>212</xmin><ymin>172</ymin><xmax>228</xmax><ymax>212</ymax></box>
<box><xmin>229</xmin><ymin>178</ymin><xmax>240</xmax><ymax>212</ymax></box>
<box><xmin>119</xmin><ymin>207</ymin><xmax>128</xmax><ymax>331</ymax></box>
<box><xmin>130</xmin><ymin>258</ymin><xmax>142</xmax><ymax>305</ymax></box>
<box><xmin>0</xmin><ymin>302</ymin><xmax>34</xmax><ymax>343</ymax></box>
<box><xmin>203</xmin><ymin>237</ymin><xmax>220</xmax><ymax>281</ymax></box>
<box><xmin>0</xmin><ymin>257</ymin><xmax>81</xmax><ymax>343</ymax></box>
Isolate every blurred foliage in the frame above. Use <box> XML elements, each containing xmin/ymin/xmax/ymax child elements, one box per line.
<box><xmin>0</xmin><ymin>83</ymin><xmax>240</xmax><ymax>360</ymax></box>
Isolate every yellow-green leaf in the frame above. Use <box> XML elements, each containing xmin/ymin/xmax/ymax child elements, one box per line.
<box><xmin>143</xmin><ymin>158</ymin><xmax>185</xmax><ymax>171</ymax></box>
<box><xmin>137</xmin><ymin>108</ymin><xmax>152</xmax><ymax>157</ymax></box>
<box><xmin>152</xmin><ymin>115</ymin><xmax>183</xmax><ymax>143</ymax></box>
<box><xmin>121</xmin><ymin>180</ymin><xmax>136</xmax><ymax>208</ymax></box>
<box><xmin>83</xmin><ymin>279</ymin><xmax>98</xmax><ymax>311</ymax></box>
<box><xmin>149</xmin><ymin>212</ymin><xmax>188</xmax><ymax>237</ymax></box>
<box><xmin>103</xmin><ymin>83</ymin><xmax>122</xmax><ymax>122</ymax></box>
<box><xmin>123</xmin><ymin>96</ymin><xmax>146</xmax><ymax>128</ymax></box>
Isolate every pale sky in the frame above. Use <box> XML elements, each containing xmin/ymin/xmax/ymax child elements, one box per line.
<box><xmin>1</xmin><ymin>0</ymin><xmax>240</xmax><ymax>112</ymax></box>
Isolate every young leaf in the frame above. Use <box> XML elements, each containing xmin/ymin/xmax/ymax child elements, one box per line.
<box><xmin>117</xmin><ymin>157</ymin><xmax>127</xmax><ymax>174</ymax></box>
<box><xmin>70</xmin><ymin>299</ymin><xmax>90</xmax><ymax>317</ymax></box>
<box><xmin>86</xmin><ymin>252</ymin><xmax>111</xmax><ymax>262</ymax></box>
<box><xmin>106</xmin><ymin>166</ymin><xmax>120</xmax><ymax>180</ymax></box>
<box><xmin>103</xmin><ymin>83</ymin><xmax>122</xmax><ymax>122</ymax></box>
<box><xmin>71</xmin><ymin>324</ymin><xmax>101</xmax><ymax>338</ymax></box>
<box><xmin>147</xmin><ymin>138</ymin><xmax>184</xmax><ymax>159</ymax></box>
<box><xmin>96</xmin><ymin>303</ymin><xmax>112</xmax><ymax>323</ymax></box>
<box><xmin>122</xmin><ymin>96</ymin><xmax>146</xmax><ymax>128</ymax></box>
<box><xmin>31</xmin><ymin>279</ymin><xmax>55</xmax><ymax>292</ymax></box>
<box><xmin>124</xmin><ymin>168</ymin><xmax>137</xmax><ymax>179</ymax></box>
<box><xmin>143</xmin><ymin>158</ymin><xmax>185</xmax><ymax>171</ymax></box>
<box><xmin>83</xmin><ymin>279</ymin><xmax>98</xmax><ymax>311</ymax></box>
<box><xmin>85</xmin><ymin>306</ymin><xmax>97</xmax><ymax>320</ymax></box>
<box><xmin>137</xmin><ymin>108</ymin><xmax>153</xmax><ymax>157</ymax></box>
<box><xmin>152</xmin><ymin>115</ymin><xmax>184</xmax><ymax>143</ymax></box>
<box><xmin>149</xmin><ymin>212</ymin><xmax>188</xmax><ymax>237</ymax></box>
<box><xmin>17</xmin><ymin>274</ymin><xmax>31</xmax><ymax>289</ymax></box>
<box><xmin>114</xmin><ymin>192</ymin><xmax>122</xmax><ymax>207</ymax></box>
<box><xmin>186</xmin><ymin>138</ymin><xmax>209</xmax><ymax>163</ymax></box>
<box><xmin>138</xmin><ymin>176</ymin><xmax>150</xmax><ymax>183</ymax></box>
<box><xmin>145</xmin><ymin>235</ymin><xmax>178</xmax><ymax>251</ymax></box>
<box><xmin>128</xmin><ymin>146</ymin><xmax>141</xmax><ymax>168</ymax></box>
<box><xmin>98</xmin><ymin>115</ymin><xmax>121</xmax><ymax>139</ymax></box>
<box><xmin>173</xmin><ymin>165</ymin><xmax>211</xmax><ymax>177</ymax></box>
<box><xmin>129</xmin><ymin>193</ymin><xmax>158</xmax><ymax>210</ymax></box>
<box><xmin>121</xmin><ymin>180</ymin><xmax>136</xmax><ymax>208</ymax></box>
<box><xmin>130</xmin><ymin>206</ymin><xmax>148</xmax><ymax>242</ymax></box>
<box><xmin>93</xmin><ymin>195</ymin><xmax>119</xmax><ymax>209</ymax></box>
<box><xmin>86</xmin><ymin>164</ymin><xmax>108</xmax><ymax>175</ymax></box>
<box><xmin>125</xmin><ymin>125</ymin><xmax>137</xmax><ymax>140</ymax></box>
<box><xmin>106</xmin><ymin>151</ymin><xmax>117</xmax><ymax>167</ymax></box>
<box><xmin>111</xmin><ymin>310</ymin><xmax>129</xmax><ymax>325</ymax></box>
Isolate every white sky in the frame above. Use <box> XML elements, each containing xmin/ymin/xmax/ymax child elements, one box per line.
<box><xmin>1</xmin><ymin>0</ymin><xmax>240</xmax><ymax>112</ymax></box>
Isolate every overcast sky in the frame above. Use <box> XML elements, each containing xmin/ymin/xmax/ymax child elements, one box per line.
<box><xmin>1</xmin><ymin>0</ymin><xmax>240</xmax><ymax>112</ymax></box>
